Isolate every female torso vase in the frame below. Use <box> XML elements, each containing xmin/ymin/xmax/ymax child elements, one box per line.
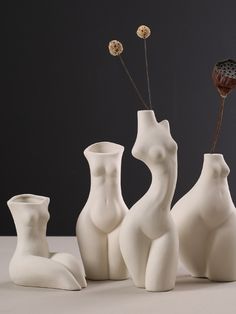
<box><xmin>119</xmin><ymin>110</ymin><xmax>179</xmax><ymax>292</ymax></box>
<box><xmin>76</xmin><ymin>142</ymin><xmax>129</xmax><ymax>280</ymax></box>
<box><xmin>7</xmin><ymin>194</ymin><xmax>86</xmax><ymax>290</ymax></box>
<box><xmin>172</xmin><ymin>154</ymin><xmax>236</xmax><ymax>281</ymax></box>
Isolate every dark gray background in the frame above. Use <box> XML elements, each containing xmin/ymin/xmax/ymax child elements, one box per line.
<box><xmin>2</xmin><ymin>0</ymin><xmax>236</xmax><ymax>235</ymax></box>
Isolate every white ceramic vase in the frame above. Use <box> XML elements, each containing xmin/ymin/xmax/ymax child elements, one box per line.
<box><xmin>76</xmin><ymin>142</ymin><xmax>129</xmax><ymax>280</ymax></box>
<box><xmin>119</xmin><ymin>110</ymin><xmax>179</xmax><ymax>292</ymax></box>
<box><xmin>7</xmin><ymin>194</ymin><xmax>86</xmax><ymax>290</ymax></box>
<box><xmin>172</xmin><ymin>154</ymin><xmax>236</xmax><ymax>281</ymax></box>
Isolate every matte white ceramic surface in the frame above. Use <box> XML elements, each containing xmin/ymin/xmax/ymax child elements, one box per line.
<box><xmin>172</xmin><ymin>154</ymin><xmax>236</xmax><ymax>281</ymax></box>
<box><xmin>7</xmin><ymin>194</ymin><xmax>86</xmax><ymax>290</ymax></box>
<box><xmin>2</xmin><ymin>237</ymin><xmax>236</xmax><ymax>314</ymax></box>
<box><xmin>76</xmin><ymin>142</ymin><xmax>129</xmax><ymax>280</ymax></box>
<box><xmin>120</xmin><ymin>110</ymin><xmax>179</xmax><ymax>291</ymax></box>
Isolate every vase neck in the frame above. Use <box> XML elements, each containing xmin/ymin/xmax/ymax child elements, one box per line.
<box><xmin>137</xmin><ymin>110</ymin><xmax>158</xmax><ymax>135</ymax></box>
<box><xmin>199</xmin><ymin>154</ymin><xmax>230</xmax><ymax>181</ymax></box>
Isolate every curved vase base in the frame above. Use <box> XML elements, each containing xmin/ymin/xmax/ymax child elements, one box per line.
<box><xmin>146</xmin><ymin>286</ymin><xmax>175</xmax><ymax>293</ymax></box>
<box><xmin>10</xmin><ymin>253</ymin><xmax>86</xmax><ymax>291</ymax></box>
<box><xmin>86</xmin><ymin>275</ymin><xmax>129</xmax><ymax>281</ymax></box>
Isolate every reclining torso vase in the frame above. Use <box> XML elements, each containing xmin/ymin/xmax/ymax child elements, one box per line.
<box><xmin>7</xmin><ymin>194</ymin><xmax>86</xmax><ymax>290</ymax></box>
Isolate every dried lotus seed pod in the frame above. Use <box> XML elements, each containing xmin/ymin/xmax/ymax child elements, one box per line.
<box><xmin>108</xmin><ymin>40</ymin><xmax>123</xmax><ymax>56</ymax></box>
<box><xmin>212</xmin><ymin>59</ymin><xmax>236</xmax><ymax>97</ymax></box>
<box><xmin>136</xmin><ymin>25</ymin><xmax>151</xmax><ymax>39</ymax></box>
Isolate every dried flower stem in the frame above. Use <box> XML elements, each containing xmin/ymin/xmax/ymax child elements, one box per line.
<box><xmin>210</xmin><ymin>96</ymin><xmax>226</xmax><ymax>153</ymax></box>
<box><xmin>118</xmin><ymin>55</ymin><xmax>149</xmax><ymax>109</ymax></box>
<box><xmin>144</xmin><ymin>39</ymin><xmax>152</xmax><ymax>109</ymax></box>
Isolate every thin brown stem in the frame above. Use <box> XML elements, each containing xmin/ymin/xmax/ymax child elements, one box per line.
<box><xmin>210</xmin><ymin>96</ymin><xmax>226</xmax><ymax>153</ymax></box>
<box><xmin>118</xmin><ymin>55</ymin><xmax>149</xmax><ymax>109</ymax></box>
<box><xmin>144</xmin><ymin>39</ymin><xmax>152</xmax><ymax>109</ymax></box>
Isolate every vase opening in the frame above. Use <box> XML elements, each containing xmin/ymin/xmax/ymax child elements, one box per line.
<box><xmin>8</xmin><ymin>194</ymin><xmax>48</xmax><ymax>205</ymax></box>
<box><xmin>204</xmin><ymin>153</ymin><xmax>224</xmax><ymax>161</ymax></box>
<box><xmin>202</xmin><ymin>153</ymin><xmax>229</xmax><ymax>178</ymax></box>
<box><xmin>205</xmin><ymin>153</ymin><xmax>223</xmax><ymax>156</ymax></box>
<box><xmin>137</xmin><ymin>110</ymin><xmax>154</xmax><ymax>113</ymax></box>
<box><xmin>85</xmin><ymin>142</ymin><xmax>124</xmax><ymax>155</ymax></box>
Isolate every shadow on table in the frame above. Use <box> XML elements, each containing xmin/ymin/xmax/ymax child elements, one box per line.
<box><xmin>85</xmin><ymin>279</ymin><xmax>146</xmax><ymax>295</ymax></box>
<box><xmin>0</xmin><ymin>277</ymin><xmax>232</xmax><ymax>295</ymax></box>
<box><xmin>86</xmin><ymin>275</ymin><xmax>232</xmax><ymax>294</ymax></box>
<box><xmin>175</xmin><ymin>275</ymin><xmax>229</xmax><ymax>291</ymax></box>
<box><xmin>0</xmin><ymin>281</ymin><xmax>72</xmax><ymax>294</ymax></box>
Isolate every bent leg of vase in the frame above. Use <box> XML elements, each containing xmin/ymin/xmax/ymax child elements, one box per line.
<box><xmin>50</xmin><ymin>253</ymin><xmax>87</xmax><ymax>288</ymax></box>
<box><xmin>9</xmin><ymin>255</ymin><xmax>81</xmax><ymax>290</ymax></box>
<box><xmin>77</xmin><ymin>217</ymin><xmax>108</xmax><ymax>280</ymax></box>
<box><xmin>145</xmin><ymin>232</ymin><xmax>178</xmax><ymax>292</ymax></box>
<box><xmin>108</xmin><ymin>227</ymin><xmax>129</xmax><ymax>280</ymax></box>
<box><xmin>120</xmin><ymin>227</ymin><xmax>150</xmax><ymax>288</ymax></box>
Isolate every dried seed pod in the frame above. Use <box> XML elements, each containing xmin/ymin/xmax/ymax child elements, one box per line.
<box><xmin>136</xmin><ymin>25</ymin><xmax>151</xmax><ymax>39</ymax></box>
<box><xmin>108</xmin><ymin>40</ymin><xmax>123</xmax><ymax>56</ymax></box>
<box><xmin>212</xmin><ymin>59</ymin><xmax>236</xmax><ymax>97</ymax></box>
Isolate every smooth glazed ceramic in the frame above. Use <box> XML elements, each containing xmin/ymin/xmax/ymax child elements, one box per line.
<box><xmin>76</xmin><ymin>142</ymin><xmax>129</xmax><ymax>280</ymax></box>
<box><xmin>119</xmin><ymin>110</ymin><xmax>179</xmax><ymax>291</ymax></box>
<box><xmin>172</xmin><ymin>154</ymin><xmax>236</xmax><ymax>281</ymax></box>
<box><xmin>7</xmin><ymin>194</ymin><xmax>86</xmax><ymax>290</ymax></box>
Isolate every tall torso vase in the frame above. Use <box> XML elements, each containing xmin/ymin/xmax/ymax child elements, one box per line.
<box><xmin>172</xmin><ymin>154</ymin><xmax>236</xmax><ymax>281</ymax></box>
<box><xmin>76</xmin><ymin>142</ymin><xmax>129</xmax><ymax>280</ymax></box>
<box><xmin>119</xmin><ymin>110</ymin><xmax>179</xmax><ymax>292</ymax></box>
<box><xmin>7</xmin><ymin>194</ymin><xmax>86</xmax><ymax>290</ymax></box>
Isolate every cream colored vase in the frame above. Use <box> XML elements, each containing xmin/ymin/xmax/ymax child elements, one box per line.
<box><xmin>119</xmin><ymin>110</ymin><xmax>179</xmax><ymax>292</ymax></box>
<box><xmin>172</xmin><ymin>154</ymin><xmax>236</xmax><ymax>281</ymax></box>
<box><xmin>7</xmin><ymin>194</ymin><xmax>86</xmax><ymax>290</ymax></box>
<box><xmin>76</xmin><ymin>142</ymin><xmax>129</xmax><ymax>280</ymax></box>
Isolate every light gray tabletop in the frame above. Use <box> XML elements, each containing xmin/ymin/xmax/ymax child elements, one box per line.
<box><xmin>0</xmin><ymin>237</ymin><xmax>235</xmax><ymax>314</ymax></box>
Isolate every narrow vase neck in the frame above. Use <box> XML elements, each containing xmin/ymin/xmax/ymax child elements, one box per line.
<box><xmin>199</xmin><ymin>154</ymin><xmax>230</xmax><ymax>182</ymax></box>
<box><xmin>137</xmin><ymin>110</ymin><xmax>158</xmax><ymax>134</ymax></box>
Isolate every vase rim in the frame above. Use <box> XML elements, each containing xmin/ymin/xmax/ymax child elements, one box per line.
<box><xmin>7</xmin><ymin>194</ymin><xmax>49</xmax><ymax>206</ymax></box>
<box><xmin>84</xmin><ymin>141</ymin><xmax>124</xmax><ymax>155</ymax></box>
<box><xmin>137</xmin><ymin>109</ymin><xmax>154</xmax><ymax>113</ymax></box>
<box><xmin>203</xmin><ymin>153</ymin><xmax>225</xmax><ymax>162</ymax></box>
<box><xmin>204</xmin><ymin>153</ymin><xmax>223</xmax><ymax>157</ymax></box>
